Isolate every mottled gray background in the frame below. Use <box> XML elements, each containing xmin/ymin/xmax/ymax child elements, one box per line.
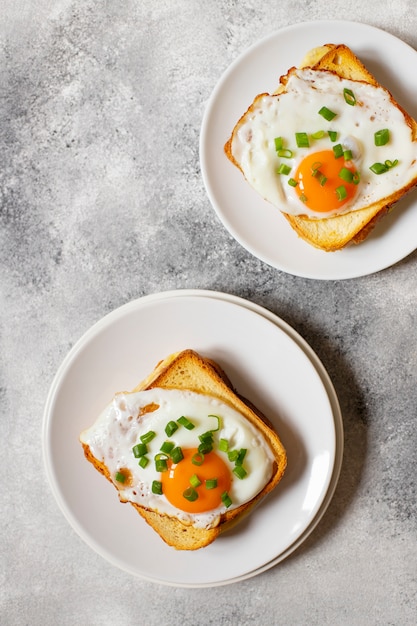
<box><xmin>1</xmin><ymin>1</ymin><xmax>417</xmax><ymax>625</ymax></box>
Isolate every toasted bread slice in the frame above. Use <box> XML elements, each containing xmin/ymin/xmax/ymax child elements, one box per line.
<box><xmin>81</xmin><ymin>350</ymin><xmax>287</xmax><ymax>550</ymax></box>
<box><xmin>225</xmin><ymin>44</ymin><xmax>417</xmax><ymax>251</ymax></box>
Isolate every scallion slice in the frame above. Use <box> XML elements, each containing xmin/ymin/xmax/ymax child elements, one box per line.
<box><xmin>155</xmin><ymin>454</ymin><xmax>169</xmax><ymax>472</ymax></box>
<box><xmin>335</xmin><ymin>185</ymin><xmax>347</xmax><ymax>201</ymax></box>
<box><xmin>288</xmin><ymin>178</ymin><xmax>298</xmax><ymax>187</ymax></box>
<box><xmin>160</xmin><ymin>440</ymin><xmax>175</xmax><ymax>454</ymax></box>
<box><xmin>295</xmin><ymin>132</ymin><xmax>309</xmax><ymax>148</ymax></box>
<box><xmin>165</xmin><ymin>421</ymin><xmax>178</xmax><ymax>436</ymax></box>
<box><xmin>370</xmin><ymin>159</ymin><xmax>398</xmax><ymax>174</ymax></box>
<box><xmin>192</xmin><ymin>452</ymin><xmax>205</xmax><ymax>466</ymax></box>
<box><xmin>274</xmin><ymin>136</ymin><xmax>283</xmax><ymax>151</ymax></box>
<box><xmin>205</xmin><ymin>478</ymin><xmax>218</xmax><ymax>490</ymax></box>
<box><xmin>207</xmin><ymin>415</ymin><xmax>221</xmax><ymax>431</ymax></box>
<box><xmin>278</xmin><ymin>148</ymin><xmax>293</xmax><ymax>158</ymax></box>
<box><xmin>228</xmin><ymin>449</ymin><xmax>239</xmax><ymax>462</ymax></box>
<box><xmin>140</xmin><ymin>430</ymin><xmax>156</xmax><ymax>444</ymax></box>
<box><xmin>333</xmin><ymin>143</ymin><xmax>344</xmax><ymax>159</ymax></box>
<box><xmin>339</xmin><ymin>167</ymin><xmax>354</xmax><ymax>183</ymax></box>
<box><xmin>199</xmin><ymin>431</ymin><xmax>214</xmax><ymax>443</ymax></box>
<box><xmin>299</xmin><ymin>193</ymin><xmax>308</xmax><ymax>203</ymax></box>
<box><xmin>219</xmin><ymin>438</ymin><xmax>229</xmax><ymax>452</ymax></box>
<box><xmin>115</xmin><ymin>471</ymin><xmax>126</xmax><ymax>483</ymax></box>
<box><xmin>138</xmin><ymin>456</ymin><xmax>149</xmax><ymax>469</ymax></box>
<box><xmin>343</xmin><ymin>87</ymin><xmax>356</xmax><ymax>105</ymax></box>
<box><xmin>374</xmin><ymin>128</ymin><xmax>390</xmax><ymax>146</ymax></box>
<box><xmin>311</xmin><ymin>130</ymin><xmax>325</xmax><ymax>139</ymax></box>
<box><xmin>183</xmin><ymin>487</ymin><xmax>198</xmax><ymax>502</ymax></box>
<box><xmin>277</xmin><ymin>163</ymin><xmax>291</xmax><ymax>176</ymax></box>
<box><xmin>236</xmin><ymin>448</ymin><xmax>247</xmax><ymax>466</ymax></box>
<box><xmin>152</xmin><ymin>480</ymin><xmax>163</xmax><ymax>495</ymax></box>
<box><xmin>177</xmin><ymin>416</ymin><xmax>195</xmax><ymax>430</ymax></box>
<box><xmin>328</xmin><ymin>130</ymin><xmax>338</xmax><ymax>142</ymax></box>
<box><xmin>233</xmin><ymin>465</ymin><xmax>248</xmax><ymax>480</ymax></box>
<box><xmin>221</xmin><ymin>491</ymin><xmax>232</xmax><ymax>508</ymax></box>
<box><xmin>132</xmin><ymin>442</ymin><xmax>148</xmax><ymax>458</ymax></box>
<box><xmin>198</xmin><ymin>440</ymin><xmax>213</xmax><ymax>455</ymax></box>
<box><xmin>170</xmin><ymin>446</ymin><xmax>184</xmax><ymax>464</ymax></box>
<box><xmin>189</xmin><ymin>474</ymin><xmax>202</xmax><ymax>488</ymax></box>
<box><xmin>343</xmin><ymin>149</ymin><xmax>353</xmax><ymax>161</ymax></box>
<box><xmin>318</xmin><ymin>106</ymin><xmax>337</xmax><ymax>121</ymax></box>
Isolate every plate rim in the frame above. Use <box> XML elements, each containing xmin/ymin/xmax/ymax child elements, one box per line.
<box><xmin>42</xmin><ymin>289</ymin><xmax>343</xmax><ymax>587</ymax></box>
<box><xmin>200</xmin><ymin>19</ymin><xmax>417</xmax><ymax>280</ymax></box>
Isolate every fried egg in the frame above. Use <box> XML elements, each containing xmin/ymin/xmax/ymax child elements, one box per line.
<box><xmin>231</xmin><ymin>68</ymin><xmax>417</xmax><ymax>218</ymax></box>
<box><xmin>80</xmin><ymin>388</ymin><xmax>275</xmax><ymax>529</ymax></box>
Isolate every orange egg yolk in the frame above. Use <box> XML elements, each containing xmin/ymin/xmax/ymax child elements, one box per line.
<box><xmin>294</xmin><ymin>149</ymin><xmax>359</xmax><ymax>213</ymax></box>
<box><xmin>161</xmin><ymin>448</ymin><xmax>232</xmax><ymax>514</ymax></box>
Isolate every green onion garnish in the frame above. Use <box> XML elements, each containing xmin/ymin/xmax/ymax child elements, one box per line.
<box><xmin>205</xmin><ymin>478</ymin><xmax>218</xmax><ymax>490</ymax></box>
<box><xmin>318</xmin><ymin>106</ymin><xmax>337</xmax><ymax>121</ymax></box>
<box><xmin>140</xmin><ymin>431</ymin><xmax>156</xmax><ymax>444</ymax></box>
<box><xmin>198</xmin><ymin>440</ymin><xmax>213</xmax><ymax>455</ymax></box>
<box><xmin>339</xmin><ymin>167</ymin><xmax>354</xmax><ymax>183</ymax></box>
<box><xmin>170</xmin><ymin>446</ymin><xmax>184</xmax><ymax>464</ymax></box>
<box><xmin>227</xmin><ymin>449</ymin><xmax>239</xmax><ymax>462</ymax></box>
<box><xmin>155</xmin><ymin>454</ymin><xmax>169</xmax><ymax>472</ymax></box>
<box><xmin>343</xmin><ymin>87</ymin><xmax>356</xmax><ymax>105</ymax></box>
<box><xmin>295</xmin><ymin>132</ymin><xmax>309</xmax><ymax>148</ymax></box>
<box><xmin>221</xmin><ymin>491</ymin><xmax>232</xmax><ymax>508</ymax></box>
<box><xmin>312</xmin><ymin>165</ymin><xmax>327</xmax><ymax>186</ymax></box>
<box><xmin>189</xmin><ymin>474</ymin><xmax>202</xmax><ymax>488</ymax></box>
<box><xmin>277</xmin><ymin>148</ymin><xmax>293</xmax><ymax>158</ymax></box>
<box><xmin>311</xmin><ymin>130</ymin><xmax>325</xmax><ymax>139</ymax></box>
<box><xmin>160</xmin><ymin>440</ymin><xmax>175</xmax><ymax>454</ymax></box>
<box><xmin>288</xmin><ymin>178</ymin><xmax>298</xmax><ymax>187</ymax></box>
<box><xmin>219</xmin><ymin>438</ymin><xmax>229</xmax><ymax>452</ymax></box>
<box><xmin>183</xmin><ymin>487</ymin><xmax>198</xmax><ymax>502</ymax></box>
<box><xmin>236</xmin><ymin>449</ymin><xmax>247</xmax><ymax>466</ymax></box>
<box><xmin>300</xmin><ymin>193</ymin><xmax>308</xmax><ymax>203</ymax></box>
<box><xmin>274</xmin><ymin>136</ymin><xmax>283</xmax><ymax>151</ymax></box>
<box><xmin>369</xmin><ymin>159</ymin><xmax>399</xmax><ymax>174</ymax></box>
<box><xmin>343</xmin><ymin>149</ymin><xmax>353</xmax><ymax>161</ymax></box>
<box><xmin>233</xmin><ymin>465</ymin><xmax>248</xmax><ymax>480</ymax></box>
<box><xmin>374</xmin><ymin>128</ymin><xmax>390</xmax><ymax>146</ymax></box>
<box><xmin>199</xmin><ymin>431</ymin><xmax>213</xmax><ymax>443</ymax></box>
<box><xmin>352</xmin><ymin>171</ymin><xmax>361</xmax><ymax>185</ymax></box>
<box><xmin>165</xmin><ymin>421</ymin><xmax>178</xmax><ymax>437</ymax></box>
<box><xmin>192</xmin><ymin>452</ymin><xmax>205</xmax><ymax>466</ymax></box>
<box><xmin>177</xmin><ymin>416</ymin><xmax>195</xmax><ymax>430</ymax></box>
<box><xmin>138</xmin><ymin>456</ymin><xmax>149</xmax><ymax>469</ymax></box>
<box><xmin>132</xmin><ymin>442</ymin><xmax>148</xmax><ymax>458</ymax></box>
<box><xmin>328</xmin><ymin>130</ymin><xmax>338</xmax><ymax>142</ymax></box>
<box><xmin>152</xmin><ymin>480</ymin><xmax>163</xmax><ymax>495</ymax></box>
<box><xmin>277</xmin><ymin>163</ymin><xmax>291</xmax><ymax>176</ymax></box>
<box><xmin>333</xmin><ymin>143</ymin><xmax>344</xmax><ymax>159</ymax></box>
<box><xmin>335</xmin><ymin>185</ymin><xmax>347</xmax><ymax>201</ymax></box>
<box><xmin>115</xmin><ymin>471</ymin><xmax>126</xmax><ymax>483</ymax></box>
<box><xmin>208</xmin><ymin>415</ymin><xmax>221</xmax><ymax>431</ymax></box>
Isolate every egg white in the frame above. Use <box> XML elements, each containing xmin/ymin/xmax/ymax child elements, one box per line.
<box><xmin>80</xmin><ymin>388</ymin><xmax>275</xmax><ymax>529</ymax></box>
<box><xmin>232</xmin><ymin>68</ymin><xmax>417</xmax><ymax>218</ymax></box>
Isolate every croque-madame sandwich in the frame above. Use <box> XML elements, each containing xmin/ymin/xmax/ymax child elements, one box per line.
<box><xmin>225</xmin><ymin>44</ymin><xmax>417</xmax><ymax>251</ymax></box>
<box><xmin>80</xmin><ymin>350</ymin><xmax>287</xmax><ymax>550</ymax></box>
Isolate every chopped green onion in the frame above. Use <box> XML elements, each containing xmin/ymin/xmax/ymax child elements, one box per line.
<box><xmin>288</xmin><ymin>178</ymin><xmax>298</xmax><ymax>187</ymax></box>
<box><xmin>228</xmin><ymin>449</ymin><xmax>239</xmax><ymax>462</ymax></box>
<box><xmin>199</xmin><ymin>431</ymin><xmax>214</xmax><ymax>443</ymax></box>
<box><xmin>311</xmin><ymin>164</ymin><xmax>327</xmax><ymax>186</ymax></box>
<box><xmin>233</xmin><ymin>465</ymin><xmax>248</xmax><ymax>480</ymax></box>
<box><xmin>207</xmin><ymin>415</ymin><xmax>221</xmax><ymax>431</ymax></box>
<box><xmin>343</xmin><ymin>149</ymin><xmax>353</xmax><ymax>161</ymax></box>
<box><xmin>277</xmin><ymin>148</ymin><xmax>293</xmax><ymax>158</ymax></box>
<box><xmin>352</xmin><ymin>171</ymin><xmax>361</xmax><ymax>185</ymax></box>
<box><xmin>192</xmin><ymin>452</ymin><xmax>205</xmax><ymax>466</ymax></box>
<box><xmin>132</xmin><ymin>442</ymin><xmax>148</xmax><ymax>458</ymax></box>
<box><xmin>221</xmin><ymin>491</ymin><xmax>233</xmax><ymax>508</ymax></box>
<box><xmin>318</xmin><ymin>106</ymin><xmax>337</xmax><ymax>121</ymax></box>
<box><xmin>189</xmin><ymin>474</ymin><xmax>202</xmax><ymax>488</ymax></box>
<box><xmin>155</xmin><ymin>454</ymin><xmax>168</xmax><ymax>472</ymax></box>
<box><xmin>335</xmin><ymin>185</ymin><xmax>347</xmax><ymax>201</ymax></box>
<box><xmin>299</xmin><ymin>193</ymin><xmax>308</xmax><ymax>203</ymax></box>
<box><xmin>236</xmin><ymin>449</ymin><xmax>247</xmax><ymax>466</ymax></box>
<box><xmin>328</xmin><ymin>130</ymin><xmax>338</xmax><ymax>142</ymax></box>
<box><xmin>311</xmin><ymin>130</ymin><xmax>326</xmax><ymax>139</ymax></box>
<box><xmin>183</xmin><ymin>487</ymin><xmax>198</xmax><ymax>502</ymax></box>
<box><xmin>160</xmin><ymin>440</ymin><xmax>175</xmax><ymax>454</ymax></box>
<box><xmin>177</xmin><ymin>416</ymin><xmax>195</xmax><ymax>430</ymax></box>
<box><xmin>198</xmin><ymin>440</ymin><xmax>213</xmax><ymax>455</ymax></box>
<box><xmin>370</xmin><ymin>159</ymin><xmax>398</xmax><ymax>174</ymax></box>
<box><xmin>140</xmin><ymin>431</ymin><xmax>156</xmax><ymax>444</ymax></box>
<box><xmin>115</xmin><ymin>471</ymin><xmax>126</xmax><ymax>483</ymax></box>
<box><xmin>138</xmin><ymin>456</ymin><xmax>149</xmax><ymax>469</ymax></box>
<box><xmin>205</xmin><ymin>478</ymin><xmax>218</xmax><ymax>490</ymax></box>
<box><xmin>295</xmin><ymin>132</ymin><xmax>309</xmax><ymax>148</ymax></box>
<box><xmin>152</xmin><ymin>480</ymin><xmax>163</xmax><ymax>495</ymax></box>
<box><xmin>219</xmin><ymin>438</ymin><xmax>229</xmax><ymax>452</ymax></box>
<box><xmin>333</xmin><ymin>143</ymin><xmax>344</xmax><ymax>159</ymax></box>
<box><xmin>170</xmin><ymin>446</ymin><xmax>184</xmax><ymax>464</ymax></box>
<box><xmin>343</xmin><ymin>87</ymin><xmax>356</xmax><ymax>105</ymax></box>
<box><xmin>374</xmin><ymin>128</ymin><xmax>390</xmax><ymax>146</ymax></box>
<box><xmin>339</xmin><ymin>167</ymin><xmax>354</xmax><ymax>183</ymax></box>
<box><xmin>385</xmin><ymin>159</ymin><xmax>398</xmax><ymax>168</ymax></box>
<box><xmin>277</xmin><ymin>163</ymin><xmax>291</xmax><ymax>175</ymax></box>
<box><xmin>274</xmin><ymin>136</ymin><xmax>283</xmax><ymax>151</ymax></box>
<box><xmin>165</xmin><ymin>421</ymin><xmax>178</xmax><ymax>437</ymax></box>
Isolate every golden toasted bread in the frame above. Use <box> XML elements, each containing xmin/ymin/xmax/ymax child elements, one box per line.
<box><xmin>80</xmin><ymin>350</ymin><xmax>287</xmax><ymax>550</ymax></box>
<box><xmin>225</xmin><ymin>44</ymin><xmax>417</xmax><ymax>251</ymax></box>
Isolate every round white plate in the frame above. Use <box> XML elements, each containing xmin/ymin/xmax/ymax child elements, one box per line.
<box><xmin>43</xmin><ymin>290</ymin><xmax>343</xmax><ymax>587</ymax></box>
<box><xmin>200</xmin><ymin>20</ymin><xmax>417</xmax><ymax>280</ymax></box>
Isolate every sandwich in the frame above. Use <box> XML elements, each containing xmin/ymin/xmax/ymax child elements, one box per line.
<box><xmin>224</xmin><ymin>44</ymin><xmax>417</xmax><ymax>251</ymax></box>
<box><xmin>80</xmin><ymin>349</ymin><xmax>287</xmax><ymax>550</ymax></box>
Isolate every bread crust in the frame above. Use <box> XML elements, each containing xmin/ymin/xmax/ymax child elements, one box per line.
<box><xmin>225</xmin><ymin>44</ymin><xmax>417</xmax><ymax>251</ymax></box>
<box><xmin>81</xmin><ymin>350</ymin><xmax>287</xmax><ymax>550</ymax></box>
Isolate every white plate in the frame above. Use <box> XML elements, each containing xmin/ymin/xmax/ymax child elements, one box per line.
<box><xmin>200</xmin><ymin>20</ymin><xmax>417</xmax><ymax>279</ymax></box>
<box><xmin>43</xmin><ymin>290</ymin><xmax>343</xmax><ymax>587</ymax></box>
